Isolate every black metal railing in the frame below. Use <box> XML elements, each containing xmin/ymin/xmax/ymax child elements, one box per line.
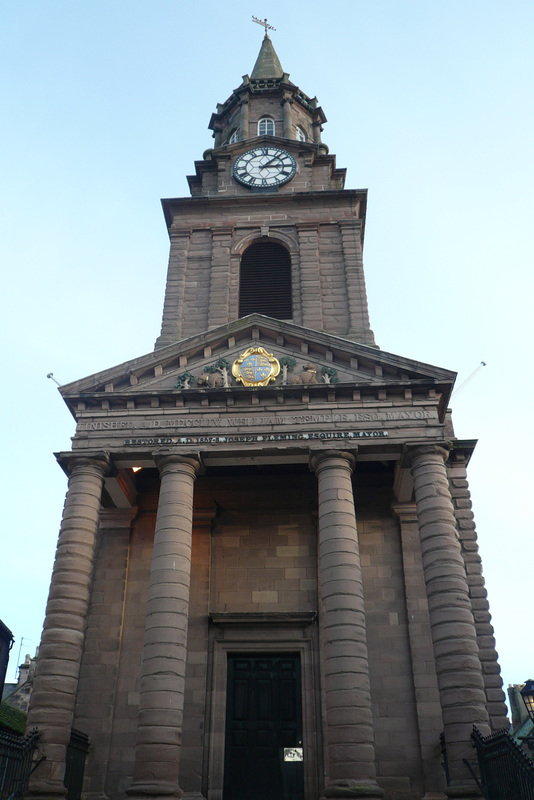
<box><xmin>472</xmin><ymin>725</ymin><xmax>534</xmax><ymax>800</ymax></box>
<box><xmin>0</xmin><ymin>728</ymin><xmax>40</xmax><ymax>800</ymax></box>
<box><xmin>0</xmin><ymin>725</ymin><xmax>89</xmax><ymax>800</ymax></box>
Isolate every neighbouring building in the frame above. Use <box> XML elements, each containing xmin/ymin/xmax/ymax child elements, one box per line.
<box><xmin>0</xmin><ymin>620</ymin><xmax>13</xmax><ymax>700</ymax></box>
<box><xmin>2</xmin><ymin>652</ymin><xmax>37</xmax><ymax>714</ymax></box>
<box><xmin>25</xmin><ymin>32</ymin><xmax>508</xmax><ymax>800</ymax></box>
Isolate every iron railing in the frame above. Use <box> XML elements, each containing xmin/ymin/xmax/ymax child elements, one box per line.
<box><xmin>0</xmin><ymin>725</ymin><xmax>89</xmax><ymax>800</ymax></box>
<box><xmin>471</xmin><ymin>725</ymin><xmax>534</xmax><ymax>800</ymax></box>
<box><xmin>0</xmin><ymin>728</ymin><xmax>40</xmax><ymax>800</ymax></box>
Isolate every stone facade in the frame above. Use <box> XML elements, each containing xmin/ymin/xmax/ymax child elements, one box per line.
<box><xmin>25</xmin><ymin>34</ymin><xmax>507</xmax><ymax>800</ymax></box>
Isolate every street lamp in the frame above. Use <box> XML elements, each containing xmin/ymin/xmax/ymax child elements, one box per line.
<box><xmin>520</xmin><ymin>680</ymin><xmax>534</xmax><ymax>723</ymax></box>
<box><xmin>518</xmin><ymin>679</ymin><xmax>534</xmax><ymax>752</ymax></box>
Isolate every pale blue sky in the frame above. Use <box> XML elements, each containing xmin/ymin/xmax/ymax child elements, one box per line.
<box><xmin>1</xmin><ymin>1</ymin><xmax>533</xmax><ymax>704</ymax></box>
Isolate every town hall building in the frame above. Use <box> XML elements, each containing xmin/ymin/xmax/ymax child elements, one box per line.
<box><xmin>25</xmin><ymin>30</ymin><xmax>508</xmax><ymax>800</ymax></box>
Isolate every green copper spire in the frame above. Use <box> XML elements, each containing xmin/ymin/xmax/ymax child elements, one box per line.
<box><xmin>250</xmin><ymin>34</ymin><xmax>284</xmax><ymax>80</ymax></box>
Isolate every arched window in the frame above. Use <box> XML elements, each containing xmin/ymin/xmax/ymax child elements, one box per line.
<box><xmin>239</xmin><ymin>241</ymin><xmax>292</xmax><ymax>319</ymax></box>
<box><xmin>258</xmin><ymin>117</ymin><xmax>275</xmax><ymax>136</ymax></box>
<box><xmin>295</xmin><ymin>125</ymin><xmax>307</xmax><ymax>142</ymax></box>
<box><xmin>228</xmin><ymin>129</ymin><xmax>239</xmax><ymax>144</ymax></box>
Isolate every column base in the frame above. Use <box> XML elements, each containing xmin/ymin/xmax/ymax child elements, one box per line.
<box><xmin>323</xmin><ymin>779</ymin><xmax>384</xmax><ymax>798</ymax></box>
<box><xmin>83</xmin><ymin>794</ymin><xmax>110</xmax><ymax>800</ymax></box>
<box><xmin>126</xmin><ymin>781</ymin><xmax>183</xmax><ymax>800</ymax></box>
<box><xmin>25</xmin><ymin>793</ymin><xmax>66</xmax><ymax>800</ymax></box>
<box><xmin>446</xmin><ymin>784</ymin><xmax>483</xmax><ymax>799</ymax></box>
<box><xmin>26</xmin><ymin>778</ymin><xmax>67</xmax><ymax>800</ymax></box>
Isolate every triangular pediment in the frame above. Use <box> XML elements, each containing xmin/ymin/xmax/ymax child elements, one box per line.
<box><xmin>60</xmin><ymin>315</ymin><xmax>456</xmax><ymax>419</ymax></box>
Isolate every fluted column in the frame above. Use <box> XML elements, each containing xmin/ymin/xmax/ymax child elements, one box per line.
<box><xmin>26</xmin><ymin>454</ymin><xmax>109</xmax><ymax>800</ymax></box>
<box><xmin>407</xmin><ymin>445</ymin><xmax>489</xmax><ymax>799</ymax></box>
<box><xmin>311</xmin><ymin>451</ymin><xmax>383</xmax><ymax>799</ymax></box>
<box><xmin>127</xmin><ymin>454</ymin><xmax>200</xmax><ymax>800</ymax></box>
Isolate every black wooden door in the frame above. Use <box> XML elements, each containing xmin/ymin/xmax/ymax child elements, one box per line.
<box><xmin>224</xmin><ymin>654</ymin><xmax>304</xmax><ymax>800</ymax></box>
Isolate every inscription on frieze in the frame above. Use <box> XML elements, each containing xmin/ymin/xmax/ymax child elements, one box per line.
<box><xmin>77</xmin><ymin>408</ymin><xmax>435</xmax><ymax>433</ymax></box>
<box><xmin>123</xmin><ymin>430</ymin><xmax>390</xmax><ymax>446</ymax></box>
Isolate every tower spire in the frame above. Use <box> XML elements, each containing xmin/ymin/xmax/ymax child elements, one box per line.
<box><xmin>250</xmin><ymin>19</ymin><xmax>284</xmax><ymax>79</ymax></box>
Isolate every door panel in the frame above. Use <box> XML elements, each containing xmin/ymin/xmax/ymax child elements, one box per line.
<box><xmin>224</xmin><ymin>654</ymin><xmax>304</xmax><ymax>800</ymax></box>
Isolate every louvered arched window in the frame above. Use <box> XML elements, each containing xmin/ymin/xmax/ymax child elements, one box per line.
<box><xmin>239</xmin><ymin>241</ymin><xmax>292</xmax><ymax>319</ymax></box>
<box><xmin>258</xmin><ymin>117</ymin><xmax>275</xmax><ymax>136</ymax></box>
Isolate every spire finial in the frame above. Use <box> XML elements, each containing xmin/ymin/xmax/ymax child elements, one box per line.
<box><xmin>252</xmin><ymin>16</ymin><xmax>276</xmax><ymax>38</ymax></box>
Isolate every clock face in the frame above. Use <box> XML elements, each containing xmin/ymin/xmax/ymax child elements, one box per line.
<box><xmin>233</xmin><ymin>147</ymin><xmax>296</xmax><ymax>188</ymax></box>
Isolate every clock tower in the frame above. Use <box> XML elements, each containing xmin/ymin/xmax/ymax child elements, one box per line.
<box><xmin>155</xmin><ymin>31</ymin><xmax>375</xmax><ymax>350</ymax></box>
<box><xmin>26</xmin><ymin>32</ymin><xmax>507</xmax><ymax>800</ymax></box>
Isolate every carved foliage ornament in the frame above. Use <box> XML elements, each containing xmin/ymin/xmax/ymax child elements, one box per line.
<box><xmin>231</xmin><ymin>347</ymin><xmax>280</xmax><ymax>387</ymax></box>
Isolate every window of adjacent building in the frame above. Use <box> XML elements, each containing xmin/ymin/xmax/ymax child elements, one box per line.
<box><xmin>295</xmin><ymin>125</ymin><xmax>307</xmax><ymax>142</ymax></box>
<box><xmin>229</xmin><ymin>129</ymin><xmax>239</xmax><ymax>144</ymax></box>
<box><xmin>239</xmin><ymin>241</ymin><xmax>292</xmax><ymax>319</ymax></box>
<box><xmin>258</xmin><ymin>117</ymin><xmax>275</xmax><ymax>136</ymax></box>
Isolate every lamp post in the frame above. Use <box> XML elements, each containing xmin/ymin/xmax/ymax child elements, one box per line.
<box><xmin>519</xmin><ymin>679</ymin><xmax>534</xmax><ymax>752</ymax></box>
<box><xmin>520</xmin><ymin>680</ymin><xmax>534</xmax><ymax>722</ymax></box>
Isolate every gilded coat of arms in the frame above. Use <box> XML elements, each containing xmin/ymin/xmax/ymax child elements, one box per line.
<box><xmin>232</xmin><ymin>347</ymin><xmax>280</xmax><ymax>387</ymax></box>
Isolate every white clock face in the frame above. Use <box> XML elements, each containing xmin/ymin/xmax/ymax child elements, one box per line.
<box><xmin>233</xmin><ymin>147</ymin><xmax>296</xmax><ymax>188</ymax></box>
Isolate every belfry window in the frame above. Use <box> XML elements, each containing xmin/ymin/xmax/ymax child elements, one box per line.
<box><xmin>229</xmin><ymin>129</ymin><xmax>239</xmax><ymax>144</ymax></box>
<box><xmin>239</xmin><ymin>241</ymin><xmax>292</xmax><ymax>319</ymax></box>
<box><xmin>295</xmin><ymin>125</ymin><xmax>307</xmax><ymax>142</ymax></box>
<box><xmin>258</xmin><ymin>117</ymin><xmax>275</xmax><ymax>136</ymax></box>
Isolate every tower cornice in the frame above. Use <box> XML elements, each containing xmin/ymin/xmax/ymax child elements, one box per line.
<box><xmin>161</xmin><ymin>188</ymin><xmax>367</xmax><ymax>238</ymax></box>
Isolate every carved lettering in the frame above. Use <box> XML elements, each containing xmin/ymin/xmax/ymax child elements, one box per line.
<box><xmin>77</xmin><ymin>408</ymin><xmax>436</xmax><ymax>434</ymax></box>
<box><xmin>123</xmin><ymin>430</ymin><xmax>390</xmax><ymax>446</ymax></box>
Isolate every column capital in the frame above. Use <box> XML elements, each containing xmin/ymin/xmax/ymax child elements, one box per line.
<box><xmin>403</xmin><ymin>443</ymin><xmax>451</xmax><ymax>468</ymax></box>
<box><xmin>55</xmin><ymin>451</ymin><xmax>110</xmax><ymax>477</ymax></box>
<box><xmin>391</xmin><ymin>502</ymin><xmax>418</xmax><ymax>524</ymax></box>
<box><xmin>309</xmin><ymin>449</ymin><xmax>356</xmax><ymax>473</ymax></box>
<box><xmin>99</xmin><ymin>507</ymin><xmax>139</xmax><ymax>530</ymax></box>
<box><xmin>153</xmin><ymin>451</ymin><xmax>201</xmax><ymax>477</ymax></box>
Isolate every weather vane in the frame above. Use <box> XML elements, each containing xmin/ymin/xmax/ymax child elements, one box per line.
<box><xmin>252</xmin><ymin>16</ymin><xmax>276</xmax><ymax>35</ymax></box>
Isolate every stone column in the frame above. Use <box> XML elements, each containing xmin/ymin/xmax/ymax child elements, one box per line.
<box><xmin>282</xmin><ymin>96</ymin><xmax>293</xmax><ymax>138</ymax></box>
<box><xmin>213</xmin><ymin>126</ymin><xmax>222</xmax><ymax>148</ymax></box>
<box><xmin>310</xmin><ymin>451</ymin><xmax>383</xmax><ymax>799</ymax></box>
<box><xmin>26</xmin><ymin>455</ymin><xmax>109</xmax><ymax>800</ymax></box>
<box><xmin>239</xmin><ymin>99</ymin><xmax>249</xmax><ymax>140</ymax></box>
<box><xmin>127</xmin><ymin>454</ymin><xmax>200</xmax><ymax>800</ymax></box>
<box><xmin>407</xmin><ymin>445</ymin><xmax>490</xmax><ymax>799</ymax></box>
<box><xmin>312</xmin><ymin>119</ymin><xmax>322</xmax><ymax>144</ymax></box>
<box><xmin>446</xmin><ymin>453</ymin><xmax>508</xmax><ymax>731</ymax></box>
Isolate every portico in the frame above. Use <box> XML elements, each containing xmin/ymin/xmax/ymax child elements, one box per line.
<box><xmin>26</xmin><ymin>313</ymin><xmax>504</xmax><ymax>800</ymax></box>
